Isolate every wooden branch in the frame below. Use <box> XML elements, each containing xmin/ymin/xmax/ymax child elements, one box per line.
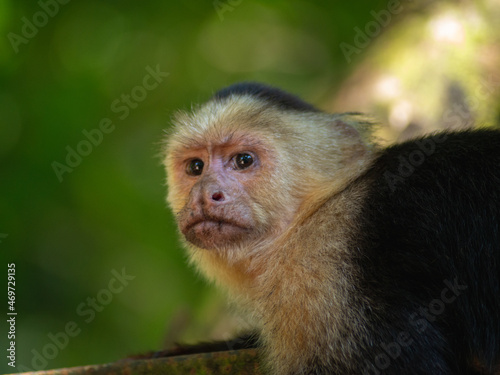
<box><xmin>9</xmin><ymin>349</ymin><xmax>262</xmax><ymax>375</ymax></box>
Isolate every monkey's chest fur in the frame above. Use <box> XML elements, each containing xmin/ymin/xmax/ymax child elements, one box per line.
<box><xmin>246</xmin><ymin>131</ymin><xmax>500</xmax><ymax>374</ymax></box>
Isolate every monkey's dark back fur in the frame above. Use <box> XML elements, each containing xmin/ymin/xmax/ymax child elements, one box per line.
<box><xmin>353</xmin><ymin>129</ymin><xmax>500</xmax><ymax>374</ymax></box>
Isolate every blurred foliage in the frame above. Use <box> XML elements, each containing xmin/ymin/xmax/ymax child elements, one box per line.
<box><xmin>0</xmin><ymin>0</ymin><xmax>499</xmax><ymax>373</ymax></box>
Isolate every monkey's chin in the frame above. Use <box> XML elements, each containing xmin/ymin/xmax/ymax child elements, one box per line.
<box><xmin>183</xmin><ymin>220</ymin><xmax>250</xmax><ymax>250</ymax></box>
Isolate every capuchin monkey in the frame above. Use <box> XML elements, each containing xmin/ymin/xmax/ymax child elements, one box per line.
<box><xmin>162</xmin><ymin>82</ymin><xmax>500</xmax><ymax>374</ymax></box>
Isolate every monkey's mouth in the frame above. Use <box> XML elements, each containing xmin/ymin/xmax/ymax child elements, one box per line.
<box><xmin>186</xmin><ymin>219</ymin><xmax>248</xmax><ymax>232</ymax></box>
<box><xmin>182</xmin><ymin>216</ymin><xmax>251</xmax><ymax>249</ymax></box>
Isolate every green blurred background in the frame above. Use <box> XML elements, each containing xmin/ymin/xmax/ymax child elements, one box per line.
<box><xmin>1</xmin><ymin>0</ymin><xmax>499</xmax><ymax>373</ymax></box>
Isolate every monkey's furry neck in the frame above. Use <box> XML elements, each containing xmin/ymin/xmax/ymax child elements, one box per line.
<box><xmin>187</xmin><ymin>176</ymin><xmax>371</xmax><ymax>374</ymax></box>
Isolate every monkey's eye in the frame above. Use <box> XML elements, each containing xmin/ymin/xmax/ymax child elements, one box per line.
<box><xmin>186</xmin><ymin>159</ymin><xmax>204</xmax><ymax>176</ymax></box>
<box><xmin>233</xmin><ymin>153</ymin><xmax>254</xmax><ymax>170</ymax></box>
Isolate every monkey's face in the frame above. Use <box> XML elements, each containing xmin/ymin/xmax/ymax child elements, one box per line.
<box><xmin>164</xmin><ymin>94</ymin><xmax>373</xmax><ymax>256</ymax></box>
<box><xmin>167</xmin><ymin>133</ymin><xmax>278</xmax><ymax>251</ymax></box>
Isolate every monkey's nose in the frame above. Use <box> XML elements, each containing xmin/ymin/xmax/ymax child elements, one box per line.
<box><xmin>211</xmin><ymin>192</ymin><xmax>225</xmax><ymax>202</ymax></box>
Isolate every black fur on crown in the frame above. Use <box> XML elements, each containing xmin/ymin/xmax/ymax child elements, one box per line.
<box><xmin>212</xmin><ymin>82</ymin><xmax>319</xmax><ymax>112</ymax></box>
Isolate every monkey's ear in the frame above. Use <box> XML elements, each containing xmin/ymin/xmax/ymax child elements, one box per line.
<box><xmin>332</xmin><ymin>112</ymin><xmax>376</xmax><ymax>148</ymax></box>
<box><xmin>328</xmin><ymin>113</ymin><xmax>377</xmax><ymax>166</ymax></box>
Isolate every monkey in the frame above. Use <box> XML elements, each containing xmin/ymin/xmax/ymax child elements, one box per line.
<box><xmin>162</xmin><ymin>82</ymin><xmax>500</xmax><ymax>374</ymax></box>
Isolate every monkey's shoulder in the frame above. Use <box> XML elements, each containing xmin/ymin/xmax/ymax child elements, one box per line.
<box><xmin>308</xmin><ymin>129</ymin><xmax>500</xmax><ymax>242</ymax></box>
<box><xmin>368</xmin><ymin>129</ymin><xmax>500</xmax><ymax>193</ymax></box>
<box><xmin>339</xmin><ymin>129</ymin><xmax>500</xmax><ymax>302</ymax></box>
<box><xmin>351</xmin><ymin>129</ymin><xmax>500</xmax><ymax>267</ymax></box>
